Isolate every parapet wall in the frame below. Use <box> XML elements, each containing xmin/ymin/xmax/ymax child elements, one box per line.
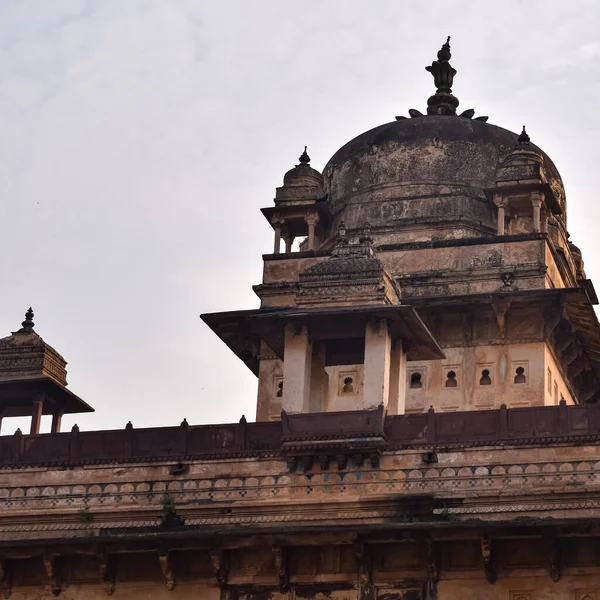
<box><xmin>1</xmin><ymin>402</ymin><xmax>599</xmax><ymax>468</ymax></box>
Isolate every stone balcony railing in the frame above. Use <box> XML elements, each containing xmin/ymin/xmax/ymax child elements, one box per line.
<box><xmin>0</xmin><ymin>401</ymin><xmax>599</xmax><ymax>469</ymax></box>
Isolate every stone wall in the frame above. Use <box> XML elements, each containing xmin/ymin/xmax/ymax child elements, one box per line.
<box><xmin>406</xmin><ymin>341</ymin><xmax>574</xmax><ymax>412</ymax></box>
<box><xmin>2</xmin><ymin>417</ymin><xmax>600</xmax><ymax>598</ymax></box>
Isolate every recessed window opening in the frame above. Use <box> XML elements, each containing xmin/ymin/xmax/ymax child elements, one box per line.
<box><xmin>547</xmin><ymin>368</ymin><xmax>552</xmax><ymax>393</ymax></box>
<box><xmin>342</xmin><ymin>377</ymin><xmax>354</xmax><ymax>393</ymax></box>
<box><xmin>479</xmin><ymin>369</ymin><xmax>492</xmax><ymax>386</ymax></box>
<box><xmin>410</xmin><ymin>372</ymin><xmax>422</xmax><ymax>389</ymax></box>
<box><xmin>445</xmin><ymin>370</ymin><xmax>457</xmax><ymax>388</ymax></box>
<box><xmin>514</xmin><ymin>367</ymin><xmax>526</xmax><ymax>384</ymax></box>
<box><xmin>276</xmin><ymin>380</ymin><xmax>283</xmax><ymax>397</ymax></box>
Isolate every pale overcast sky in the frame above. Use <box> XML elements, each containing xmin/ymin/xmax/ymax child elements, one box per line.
<box><xmin>1</xmin><ymin>0</ymin><xmax>600</xmax><ymax>432</ymax></box>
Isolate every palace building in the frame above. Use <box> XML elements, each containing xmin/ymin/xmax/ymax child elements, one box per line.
<box><xmin>1</xmin><ymin>39</ymin><xmax>600</xmax><ymax>600</ymax></box>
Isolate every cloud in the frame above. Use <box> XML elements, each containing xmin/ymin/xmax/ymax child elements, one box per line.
<box><xmin>579</xmin><ymin>42</ymin><xmax>600</xmax><ymax>61</ymax></box>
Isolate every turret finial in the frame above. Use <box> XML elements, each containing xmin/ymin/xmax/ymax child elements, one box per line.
<box><xmin>359</xmin><ymin>222</ymin><xmax>373</xmax><ymax>245</ymax></box>
<box><xmin>425</xmin><ymin>37</ymin><xmax>459</xmax><ymax>115</ymax></box>
<box><xmin>20</xmin><ymin>307</ymin><xmax>35</xmax><ymax>333</ymax></box>
<box><xmin>336</xmin><ymin>219</ymin><xmax>348</xmax><ymax>246</ymax></box>
<box><xmin>298</xmin><ymin>146</ymin><xmax>310</xmax><ymax>165</ymax></box>
<box><xmin>517</xmin><ymin>125</ymin><xmax>530</xmax><ymax>145</ymax></box>
<box><xmin>437</xmin><ymin>36</ymin><xmax>451</xmax><ymax>61</ymax></box>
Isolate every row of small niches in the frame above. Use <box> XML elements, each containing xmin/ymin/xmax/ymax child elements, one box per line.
<box><xmin>409</xmin><ymin>364</ymin><xmax>528</xmax><ymax>390</ymax></box>
<box><xmin>274</xmin><ymin>373</ymin><xmax>360</xmax><ymax>397</ymax></box>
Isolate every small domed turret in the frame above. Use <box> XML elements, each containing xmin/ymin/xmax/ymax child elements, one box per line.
<box><xmin>277</xmin><ymin>147</ymin><xmax>324</xmax><ymax>206</ymax></box>
<box><xmin>262</xmin><ymin>148</ymin><xmax>330</xmax><ymax>254</ymax></box>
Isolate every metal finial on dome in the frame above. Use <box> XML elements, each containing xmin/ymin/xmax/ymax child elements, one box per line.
<box><xmin>298</xmin><ymin>146</ymin><xmax>310</xmax><ymax>165</ymax></box>
<box><xmin>517</xmin><ymin>126</ymin><xmax>531</xmax><ymax>145</ymax></box>
<box><xmin>425</xmin><ymin>37</ymin><xmax>459</xmax><ymax>116</ymax></box>
<box><xmin>438</xmin><ymin>36</ymin><xmax>451</xmax><ymax>61</ymax></box>
<box><xmin>20</xmin><ymin>307</ymin><xmax>35</xmax><ymax>332</ymax></box>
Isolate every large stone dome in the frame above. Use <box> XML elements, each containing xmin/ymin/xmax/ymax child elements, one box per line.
<box><xmin>322</xmin><ymin>116</ymin><xmax>565</xmax><ymax>242</ymax></box>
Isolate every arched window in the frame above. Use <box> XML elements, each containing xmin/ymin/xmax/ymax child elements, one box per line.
<box><xmin>410</xmin><ymin>372</ymin><xmax>422</xmax><ymax>389</ymax></box>
<box><xmin>342</xmin><ymin>377</ymin><xmax>354</xmax><ymax>394</ymax></box>
<box><xmin>445</xmin><ymin>371</ymin><xmax>457</xmax><ymax>388</ymax></box>
<box><xmin>514</xmin><ymin>367</ymin><xmax>526</xmax><ymax>384</ymax></box>
<box><xmin>479</xmin><ymin>369</ymin><xmax>492</xmax><ymax>386</ymax></box>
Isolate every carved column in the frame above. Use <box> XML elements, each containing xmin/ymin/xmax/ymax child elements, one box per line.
<box><xmin>364</xmin><ymin>319</ymin><xmax>392</xmax><ymax>410</ymax></box>
<box><xmin>282</xmin><ymin>323</ymin><xmax>312</xmax><ymax>413</ymax></box>
<box><xmin>531</xmin><ymin>191</ymin><xmax>543</xmax><ymax>233</ymax></box>
<box><xmin>494</xmin><ymin>193</ymin><xmax>507</xmax><ymax>235</ymax></box>
<box><xmin>304</xmin><ymin>214</ymin><xmax>319</xmax><ymax>251</ymax></box>
<box><xmin>283</xmin><ymin>235</ymin><xmax>293</xmax><ymax>254</ymax></box>
<box><xmin>273</xmin><ymin>223</ymin><xmax>282</xmax><ymax>255</ymax></box>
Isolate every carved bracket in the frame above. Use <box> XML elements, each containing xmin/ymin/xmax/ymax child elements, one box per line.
<box><xmin>98</xmin><ymin>552</ymin><xmax>115</xmax><ymax>596</ymax></box>
<box><xmin>0</xmin><ymin>560</ymin><xmax>11</xmax><ymax>599</ymax></box>
<box><xmin>158</xmin><ymin>550</ymin><xmax>175</xmax><ymax>591</ymax></box>
<box><xmin>272</xmin><ymin>545</ymin><xmax>289</xmax><ymax>591</ymax></box>
<box><xmin>42</xmin><ymin>554</ymin><xmax>61</xmax><ymax>597</ymax></box>
<box><xmin>423</xmin><ymin>537</ymin><xmax>439</xmax><ymax>582</ymax></box>
<box><xmin>547</xmin><ymin>536</ymin><xmax>561</xmax><ymax>582</ymax></box>
<box><xmin>210</xmin><ymin>549</ymin><xmax>229</xmax><ymax>586</ymax></box>
<box><xmin>355</xmin><ymin>541</ymin><xmax>374</xmax><ymax>598</ymax></box>
<box><xmin>492</xmin><ymin>299</ymin><xmax>511</xmax><ymax>340</ymax></box>
<box><xmin>480</xmin><ymin>535</ymin><xmax>496</xmax><ymax>584</ymax></box>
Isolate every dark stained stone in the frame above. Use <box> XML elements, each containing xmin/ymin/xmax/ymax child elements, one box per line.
<box><xmin>323</xmin><ymin>116</ymin><xmax>564</xmax><ymax>215</ymax></box>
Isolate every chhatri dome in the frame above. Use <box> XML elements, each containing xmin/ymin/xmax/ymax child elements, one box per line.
<box><xmin>319</xmin><ymin>37</ymin><xmax>565</xmax><ymax>245</ymax></box>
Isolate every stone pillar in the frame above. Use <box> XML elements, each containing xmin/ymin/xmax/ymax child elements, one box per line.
<box><xmin>363</xmin><ymin>319</ymin><xmax>392</xmax><ymax>410</ymax></box>
<box><xmin>497</xmin><ymin>205</ymin><xmax>505</xmax><ymax>235</ymax></box>
<box><xmin>284</xmin><ymin>235</ymin><xmax>293</xmax><ymax>254</ymax></box>
<box><xmin>273</xmin><ymin>224</ymin><xmax>282</xmax><ymax>254</ymax></box>
<box><xmin>494</xmin><ymin>193</ymin><xmax>506</xmax><ymax>235</ymax></box>
<box><xmin>30</xmin><ymin>397</ymin><xmax>44</xmax><ymax>435</ymax></box>
<box><xmin>531</xmin><ymin>191</ymin><xmax>543</xmax><ymax>233</ymax></box>
<box><xmin>51</xmin><ymin>411</ymin><xmax>63</xmax><ymax>434</ymax></box>
<box><xmin>304</xmin><ymin>214</ymin><xmax>319</xmax><ymax>251</ymax></box>
<box><xmin>309</xmin><ymin>343</ymin><xmax>327</xmax><ymax>412</ymax></box>
<box><xmin>388</xmin><ymin>339</ymin><xmax>407</xmax><ymax>415</ymax></box>
<box><xmin>282</xmin><ymin>324</ymin><xmax>312</xmax><ymax>413</ymax></box>
<box><xmin>256</xmin><ymin>342</ymin><xmax>282</xmax><ymax>422</ymax></box>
